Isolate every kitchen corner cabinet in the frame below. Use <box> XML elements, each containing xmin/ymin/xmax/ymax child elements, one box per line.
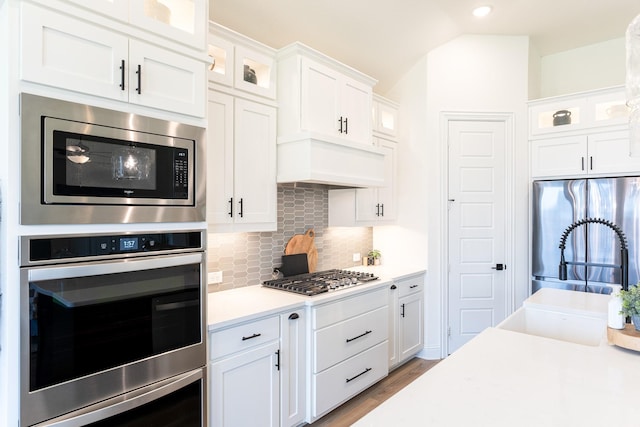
<box><xmin>308</xmin><ymin>287</ymin><xmax>389</xmax><ymax>422</ymax></box>
<box><xmin>277</xmin><ymin>43</ymin><xmax>376</xmax><ymax>146</ymax></box>
<box><xmin>388</xmin><ymin>273</ymin><xmax>424</xmax><ymax>369</ymax></box>
<box><xmin>21</xmin><ymin>2</ymin><xmax>206</xmax><ymax>117</ymax></box>
<box><xmin>206</xmin><ymin>90</ymin><xmax>277</xmax><ymax>232</ymax></box>
<box><xmin>208</xmin><ymin>307</ymin><xmax>306</xmax><ymax>427</ymax></box>
<box><xmin>328</xmin><ymin>136</ymin><xmax>397</xmax><ymax>226</ymax></box>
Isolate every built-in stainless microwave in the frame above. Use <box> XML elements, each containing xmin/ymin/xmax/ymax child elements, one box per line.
<box><xmin>20</xmin><ymin>93</ymin><xmax>205</xmax><ymax>225</ymax></box>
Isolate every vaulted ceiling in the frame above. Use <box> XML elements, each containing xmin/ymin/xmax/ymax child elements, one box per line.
<box><xmin>210</xmin><ymin>0</ymin><xmax>640</xmax><ymax>94</ymax></box>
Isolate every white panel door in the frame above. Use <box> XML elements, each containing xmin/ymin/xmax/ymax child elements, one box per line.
<box><xmin>340</xmin><ymin>77</ymin><xmax>372</xmax><ymax>145</ymax></box>
<box><xmin>448</xmin><ymin>119</ymin><xmax>507</xmax><ymax>353</ymax></box>
<box><xmin>300</xmin><ymin>57</ymin><xmax>341</xmax><ymax>137</ymax></box>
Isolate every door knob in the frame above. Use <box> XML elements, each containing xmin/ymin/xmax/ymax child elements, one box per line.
<box><xmin>491</xmin><ymin>264</ymin><xmax>505</xmax><ymax>271</ymax></box>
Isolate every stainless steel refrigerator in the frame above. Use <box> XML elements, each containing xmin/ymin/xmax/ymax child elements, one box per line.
<box><xmin>532</xmin><ymin>177</ymin><xmax>640</xmax><ymax>294</ymax></box>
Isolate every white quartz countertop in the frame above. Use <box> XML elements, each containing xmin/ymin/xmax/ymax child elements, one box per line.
<box><xmin>354</xmin><ymin>288</ymin><xmax>640</xmax><ymax>427</ymax></box>
<box><xmin>207</xmin><ymin>266</ymin><xmax>425</xmax><ymax>331</ymax></box>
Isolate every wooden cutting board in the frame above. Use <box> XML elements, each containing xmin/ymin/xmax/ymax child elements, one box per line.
<box><xmin>285</xmin><ymin>229</ymin><xmax>318</xmax><ymax>272</ymax></box>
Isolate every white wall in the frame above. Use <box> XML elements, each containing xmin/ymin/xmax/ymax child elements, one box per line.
<box><xmin>377</xmin><ymin>34</ymin><xmax>531</xmax><ymax>359</ymax></box>
<box><xmin>539</xmin><ymin>37</ymin><xmax>625</xmax><ymax>98</ymax></box>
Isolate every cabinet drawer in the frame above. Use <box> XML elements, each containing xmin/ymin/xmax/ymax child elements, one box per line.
<box><xmin>312</xmin><ymin>341</ymin><xmax>388</xmax><ymax>419</ymax></box>
<box><xmin>397</xmin><ymin>275</ymin><xmax>424</xmax><ymax>298</ymax></box>
<box><xmin>209</xmin><ymin>316</ymin><xmax>279</xmax><ymax>360</ymax></box>
<box><xmin>313</xmin><ymin>286</ymin><xmax>388</xmax><ymax>329</ymax></box>
<box><xmin>314</xmin><ymin>306</ymin><xmax>388</xmax><ymax>373</ymax></box>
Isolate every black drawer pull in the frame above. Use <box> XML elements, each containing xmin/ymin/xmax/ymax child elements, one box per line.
<box><xmin>242</xmin><ymin>333</ymin><xmax>261</xmax><ymax>341</ymax></box>
<box><xmin>289</xmin><ymin>313</ymin><xmax>299</xmax><ymax>320</ymax></box>
<box><xmin>346</xmin><ymin>330</ymin><xmax>372</xmax><ymax>343</ymax></box>
<box><xmin>410</xmin><ymin>284</ymin><xmax>418</xmax><ymax>289</ymax></box>
<box><xmin>346</xmin><ymin>367</ymin><xmax>372</xmax><ymax>383</ymax></box>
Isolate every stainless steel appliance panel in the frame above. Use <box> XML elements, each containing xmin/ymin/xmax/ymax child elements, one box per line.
<box><xmin>587</xmin><ymin>177</ymin><xmax>640</xmax><ymax>285</ymax></box>
<box><xmin>531</xmin><ymin>179</ymin><xmax>587</xmax><ymax>281</ymax></box>
<box><xmin>20</xmin><ymin>231</ymin><xmax>207</xmax><ymax>427</ymax></box>
<box><xmin>20</xmin><ymin>93</ymin><xmax>206</xmax><ymax>225</ymax></box>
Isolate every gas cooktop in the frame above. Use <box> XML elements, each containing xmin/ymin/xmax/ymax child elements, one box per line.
<box><xmin>262</xmin><ymin>269</ymin><xmax>378</xmax><ymax>296</ymax></box>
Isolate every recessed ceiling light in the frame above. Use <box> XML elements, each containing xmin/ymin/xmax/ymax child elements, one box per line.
<box><xmin>472</xmin><ymin>6</ymin><xmax>492</xmax><ymax>18</ymax></box>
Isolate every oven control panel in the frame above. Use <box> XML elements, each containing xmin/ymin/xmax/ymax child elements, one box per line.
<box><xmin>23</xmin><ymin>231</ymin><xmax>203</xmax><ymax>264</ymax></box>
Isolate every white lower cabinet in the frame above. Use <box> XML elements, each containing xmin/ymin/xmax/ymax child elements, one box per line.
<box><xmin>309</xmin><ymin>286</ymin><xmax>389</xmax><ymax>422</ymax></box>
<box><xmin>389</xmin><ymin>273</ymin><xmax>425</xmax><ymax>369</ymax></box>
<box><xmin>209</xmin><ymin>308</ymin><xmax>305</xmax><ymax>427</ymax></box>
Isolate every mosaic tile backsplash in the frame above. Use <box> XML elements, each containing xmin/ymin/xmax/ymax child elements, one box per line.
<box><xmin>207</xmin><ymin>185</ymin><xmax>373</xmax><ymax>291</ymax></box>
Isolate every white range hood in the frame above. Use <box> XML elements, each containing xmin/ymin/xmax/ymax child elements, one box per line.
<box><xmin>276</xmin><ymin>132</ymin><xmax>386</xmax><ymax>188</ymax></box>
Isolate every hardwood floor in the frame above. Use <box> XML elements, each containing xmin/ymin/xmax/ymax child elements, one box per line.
<box><xmin>309</xmin><ymin>357</ymin><xmax>440</xmax><ymax>427</ymax></box>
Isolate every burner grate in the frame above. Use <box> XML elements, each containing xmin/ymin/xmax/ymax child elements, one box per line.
<box><xmin>262</xmin><ymin>269</ymin><xmax>378</xmax><ymax>296</ymax></box>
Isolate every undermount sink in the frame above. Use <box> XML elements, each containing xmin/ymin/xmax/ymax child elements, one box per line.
<box><xmin>497</xmin><ymin>306</ymin><xmax>606</xmax><ymax>346</ymax></box>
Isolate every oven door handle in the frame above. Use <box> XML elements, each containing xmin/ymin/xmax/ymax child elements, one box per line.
<box><xmin>28</xmin><ymin>253</ymin><xmax>203</xmax><ymax>282</ymax></box>
<box><xmin>35</xmin><ymin>368</ymin><xmax>203</xmax><ymax>427</ymax></box>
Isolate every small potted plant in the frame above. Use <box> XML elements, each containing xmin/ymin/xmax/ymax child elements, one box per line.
<box><xmin>367</xmin><ymin>249</ymin><xmax>381</xmax><ymax>266</ymax></box>
<box><xmin>619</xmin><ymin>285</ymin><xmax>640</xmax><ymax>331</ymax></box>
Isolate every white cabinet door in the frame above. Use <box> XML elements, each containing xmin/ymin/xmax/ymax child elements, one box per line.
<box><xmin>206</xmin><ymin>91</ymin><xmax>235</xmax><ymax>226</ymax></box>
<box><xmin>207</xmin><ymin>94</ymin><xmax>277</xmax><ymax>232</ymax></box>
<box><xmin>589</xmin><ymin>130</ymin><xmax>640</xmax><ymax>175</ymax></box>
<box><xmin>21</xmin><ymin>3</ymin><xmax>129</xmax><ymax>102</ymax></box>
<box><xmin>301</xmin><ymin>57</ymin><xmax>341</xmax><ymax>137</ymax></box>
<box><xmin>373</xmin><ymin>97</ymin><xmax>399</xmax><ymax>138</ymax></box>
<box><xmin>398</xmin><ymin>292</ymin><xmax>424</xmax><ymax>363</ymax></box>
<box><xmin>233</xmin><ymin>98</ymin><xmax>277</xmax><ymax>227</ymax></box>
<box><xmin>341</xmin><ymin>78</ymin><xmax>372</xmax><ymax>145</ymax></box>
<box><xmin>355</xmin><ymin>138</ymin><xmax>396</xmax><ymax>222</ymax></box>
<box><xmin>128</xmin><ymin>40</ymin><xmax>205</xmax><ymax>117</ymax></box>
<box><xmin>63</xmin><ymin>0</ymin><xmax>129</xmax><ymax>21</ymax></box>
<box><xmin>210</xmin><ymin>342</ymin><xmax>280</xmax><ymax>427</ymax></box>
<box><xmin>280</xmin><ymin>310</ymin><xmax>306</xmax><ymax>427</ymax></box>
<box><xmin>129</xmin><ymin>0</ymin><xmax>207</xmax><ymax>49</ymax></box>
<box><xmin>531</xmin><ymin>135</ymin><xmax>587</xmax><ymax>178</ymax></box>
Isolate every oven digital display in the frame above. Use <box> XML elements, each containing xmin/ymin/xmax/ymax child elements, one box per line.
<box><xmin>119</xmin><ymin>237</ymin><xmax>139</xmax><ymax>251</ymax></box>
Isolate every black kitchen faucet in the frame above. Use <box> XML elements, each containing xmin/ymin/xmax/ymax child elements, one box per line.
<box><xmin>558</xmin><ymin>217</ymin><xmax>629</xmax><ymax>292</ymax></box>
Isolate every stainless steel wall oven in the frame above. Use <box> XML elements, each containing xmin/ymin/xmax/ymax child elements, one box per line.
<box><xmin>20</xmin><ymin>93</ymin><xmax>206</xmax><ymax>225</ymax></box>
<box><xmin>20</xmin><ymin>230</ymin><xmax>207</xmax><ymax>426</ymax></box>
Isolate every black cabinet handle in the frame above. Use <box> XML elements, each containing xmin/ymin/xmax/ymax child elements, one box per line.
<box><xmin>238</xmin><ymin>198</ymin><xmax>244</xmax><ymax>218</ymax></box>
<box><xmin>344</xmin><ymin>117</ymin><xmax>348</xmax><ymax>134</ymax></box>
<box><xmin>390</xmin><ymin>284</ymin><xmax>397</xmax><ymax>290</ymax></box>
<box><xmin>409</xmin><ymin>284</ymin><xmax>418</xmax><ymax>289</ymax></box>
<box><xmin>346</xmin><ymin>367</ymin><xmax>372</xmax><ymax>383</ymax></box>
<box><xmin>590</xmin><ymin>156</ymin><xmax>593</xmax><ymax>170</ymax></box>
<box><xmin>275</xmin><ymin>349</ymin><xmax>280</xmax><ymax>371</ymax></box>
<box><xmin>119</xmin><ymin>59</ymin><xmax>125</xmax><ymax>90</ymax></box>
<box><xmin>136</xmin><ymin>64</ymin><xmax>142</xmax><ymax>94</ymax></box>
<box><xmin>581</xmin><ymin>156</ymin><xmax>585</xmax><ymax>171</ymax></box>
<box><xmin>375</xmin><ymin>203</ymin><xmax>380</xmax><ymax>217</ymax></box>
<box><xmin>401</xmin><ymin>303</ymin><xmax>405</xmax><ymax>318</ymax></box>
<box><xmin>338</xmin><ymin>116</ymin><xmax>343</xmax><ymax>133</ymax></box>
<box><xmin>241</xmin><ymin>333</ymin><xmax>261</xmax><ymax>341</ymax></box>
<box><xmin>380</xmin><ymin>203</ymin><xmax>384</xmax><ymax>217</ymax></box>
<box><xmin>288</xmin><ymin>313</ymin><xmax>299</xmax><ymax>320</ymax></box>
<box><xmin>228</xmin><ymin>198</ymin><xmax>233</xmax><ymax>217</ymax></box>
<box><xmin>346</xmin><ymin>330</ymin><xmax>372</xmax><ymax>343</ymax></box>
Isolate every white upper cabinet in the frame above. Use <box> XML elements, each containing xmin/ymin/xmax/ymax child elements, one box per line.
<box><xmin>529</xmin><ymin>86</ymin><xmax>640</xmax><ymax>179</ymax></box>
<box><xmin>208</xmin><ymin>22</ymin><xmax>277</xmax><ymax>100</ymax></box>
<box><xmin>21</xmin><ymin>1</ymin><xmax>207</xmax><ymax>117</ymax></box>
<box><xmin>277</xmin><ymin>42</ymin><xmax>376</xmax><ymax>146</ymax></box>
<box><xmin>63</xmin><ymin>0</ymin><xmax>206</xmax><ymax>49</ymax></box>
<box><xmin>372</xmin><ymin>95</ymin><xmax>399</xmax><ymax>138</ymax></box>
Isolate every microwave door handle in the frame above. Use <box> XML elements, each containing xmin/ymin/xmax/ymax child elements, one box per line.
<box><xmin>28</xmin><ymin>253</ymin><xmax>203</xmax><ymax>282</ymax></box>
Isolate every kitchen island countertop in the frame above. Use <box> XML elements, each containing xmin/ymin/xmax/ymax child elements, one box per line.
<box><xmin>354</xmin><ymin>288</ymin><xmax>640</xmax><ymax>427</ymax></box>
